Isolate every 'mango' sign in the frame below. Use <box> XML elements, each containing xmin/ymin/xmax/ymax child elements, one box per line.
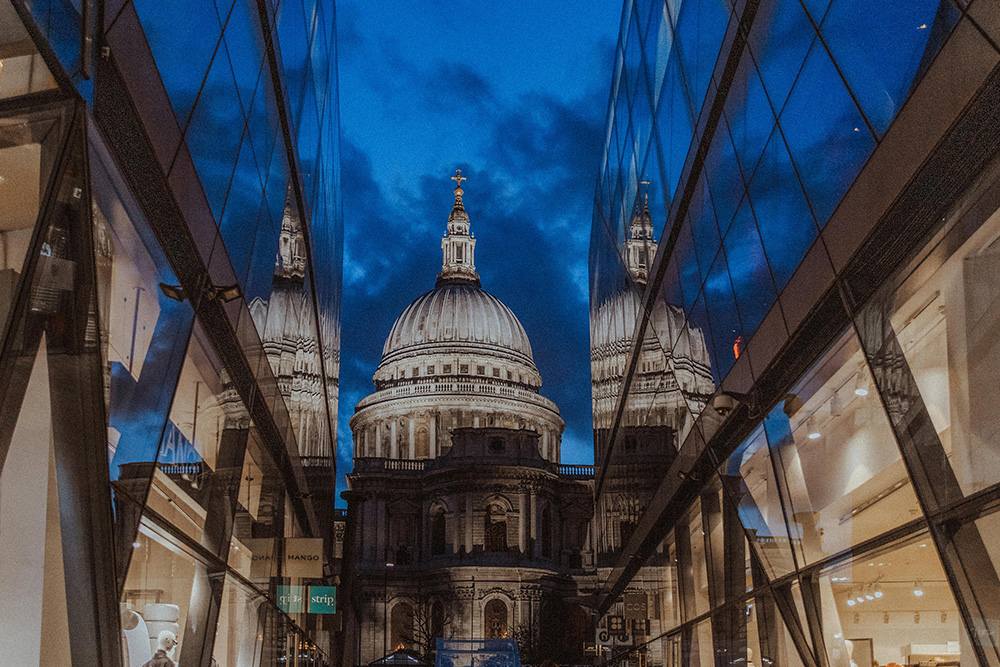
<box><xmin>284</xmin><ymin>538</ymin><xmax>324</xmax><ymax>578</ymax></box>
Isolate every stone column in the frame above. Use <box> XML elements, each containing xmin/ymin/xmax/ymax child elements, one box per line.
<box><xmin>518</xmin><ymin>493</ymin><xmax>527</xmax><ymax>553</ymax></box>
<box><xmin>408</xmin><ymin>418</ymin><xmax>415</xmax><ymax>459</ymax></box>
<box><xmin>390</xmin><ymin>420</ymin><xmax>398</xmax><ymax>459</ymax></box>
<box><xmin>452</xmin><ymin>499</ymin><xmax>461</xmax><ymax>554</ymax></box>
<box><xmin>377</xmin><ymin>497</ymin><xmax>387</xmax><ymax>564</ymax></box>
<box><xmin>542</xmin><ymin>429</ymin><xmax>549</xmax><ymax>459</ymax></box>
<box><xmin>430</xmin><ymin>414</ymin><xmax>437</xmax><ymax>458</ymax></box>
<box><xmin>375</xmin><ymin>422</ymin><xmax>382</xmax><ymax>457</ymax></box>
<box><xmin>465</xmin><ymin>493</ymin><xmax>474</xmax><ymax>553</ymax></box>
<box><xmin>529</xmin><ymin>490</ymin><xmax>539</xmax><ymax>558</ymax></box>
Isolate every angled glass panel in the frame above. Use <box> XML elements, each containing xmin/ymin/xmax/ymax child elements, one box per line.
<box><xmin>221</xmin><ymin>0</ymin><xmax>267</xmax><ymax>114</ymax></box>
<box><xmin>132</xmin><ymin>0</ymin><xmax>222</xmax><ymax>130</ymax></box>
<box><xmin>21</xmin><ymin>0</ymin><xmax>81</xmax><ymax>77</ymax></box>
<box><xmin>704</xmin><ymin>118</ymin><xmax>746</xmax><ymax>236</ymax></box>
<box><xmin>747</xmin><ymin>127</ymin><xmax>817</xmax><ymax>290</ymax></box>
<box><xmin>276</xmin><ymin>0</ymin><xmax>309</xmax><ymax>126</ymax></box>
<box><xmin>0</xmin><ymin>0</ymin><xmax>59</xmax><ymax>100</ymax></box>
<box><xmin>0</xmin><ymin>104</ymin><xmax>69</xmax><ymax>332</ymax></box>
<box><xmin>704</xmin><ymin>252</ymin><xmax>741</xmax><ymax>381</ymax></box>
<box><xmin>778</xmin><ymin>40</ymin><xmax>875</xmax><ymax>226</ymax></box>
<box><xmin>724</xmin><ymin>196</ymin><xmax>777</xmax><ymax>337</ymax></box>
<box><xmin>722</xmin><ymin>426</ymin><xmax>797</xmax><ymax>579</ymax></box>
<box><xmin>762</xmin><ymin>328</ymin><xmax>921</xmax><ymax>566</ymax></box>
<box><xmin>146</xmin><ymin>321</ymin><xmax>250</xmax><ymax>550</ymax></box>
<box><xmin>746</xmin><ymin>0</ymin><xmax>815</xmax><ymax>115</ymax></box>
<box><xmin>218</xmin><ymin>129</ymin><xmax>265</xmax><ymax>284</ymax></box>
<box><xmin>689</xmin><ymin>177</ymin><xmax>722</xmax><ymax>277</ymax></box>
<box><xmin>182</xmin><ymin>46</ymin><xmax>244</xmax><ymax>222</ymax></box>
<box><xmin>820</xmin><ymin>0</ymin><xmax>960</xmax><ymax>138</ymax></box>
<box><xmin>91</xmin><ymin>131</ymin><xmax>197</xmax><ymax>582</ymax></box>
<box><xmin>724</xmin><ymin>55</ymin><xmax>775</xmax><ymax>177</ymax></box>
<box><xmin>674</xmin><ymin>0</ymin><xmax>730</xmax><ymax>121</ymax></box>
<box><xmin>882</xmin><ymin>207</ymin><xmax>1000</xmax><ymax>498</ymax></box>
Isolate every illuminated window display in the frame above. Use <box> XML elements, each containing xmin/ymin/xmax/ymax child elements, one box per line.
<box><xmin>0</xmin><ymin>0</ymin><xmax>342</xmax><ymax>663</ymax></box>
<box><xmin>592</xmin><ymin>0</ymin><xmax>1000</xmax><ymax>665</ymax></box>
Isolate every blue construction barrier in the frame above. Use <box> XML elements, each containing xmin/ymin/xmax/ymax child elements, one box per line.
<box><xmin>435</xmin><ymin>639</ymin><xmax>522</xmax><ymax>667</ymax></box>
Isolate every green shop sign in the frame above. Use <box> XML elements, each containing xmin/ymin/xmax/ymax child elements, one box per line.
<box><xmin>277</xmin><ymin>585</ymin><xmax>305</xmax><ymax>613</ymax></box>
<box><xmin>276</xmin><ymin>585</ymin><xmax>336</xmax><ymax>614</ymax></box>
<box><xmin>308</xmin><ymin>586</ymin><xmax>337</xmax><ymax>614</ymax></box>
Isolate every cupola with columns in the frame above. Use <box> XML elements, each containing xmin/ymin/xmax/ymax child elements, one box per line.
<box><xmin>626</xmin><ymin>180</ymin><xmax>658</xmax><ymax>285</ymax></box>
<box><xmin>438</xmin><ymin>170</ymin><xmax>480</xmax><ymax>286</ymax></box>
<box><xmin>349</xmin><ymin>170</ymin><xmax>564</xmax><ymax>463</ymax></box>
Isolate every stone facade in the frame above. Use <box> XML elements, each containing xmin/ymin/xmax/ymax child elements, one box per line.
<box><xmin>343</xmin><ymin>176</ymin><xmax>595</xmax><ymax>666</ymax></box>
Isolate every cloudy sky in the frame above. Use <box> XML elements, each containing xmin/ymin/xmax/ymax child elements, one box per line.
<box><xmin>334</xmin><ymin>1</ymin><xmax>621</xmax><ymax>492</ymax></box>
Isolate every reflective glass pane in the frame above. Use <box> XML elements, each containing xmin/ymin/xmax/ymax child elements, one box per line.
<box><xmin>724</xmin><ymin>197</ymin><xmax>776</xmax><ymax>337</ymax></box>
<box><xmin>722</xmin><ymin>426</ymin><xmax>797</xmax><ymax>578</ymax></box>
<box><xmin>762</xmin><ymin>328</ymin><xmax>921</xmax><ymax>566</ymax></box>
<box><xmin>132</xmin><ymin>0</ymin><xmax>222</xmax><ymax>129</ymax></box>
<box><xmin>747</xmin><ymin>127</ymin><xmax>817</xmax><ymax>290</ymax></box>
<box><xmin>778</xmin><ymin>40</ymin><xmax>875</xmax><ymax>226</ymax></box>
<box><xmin>747</xmin><ymin>0</ymin><xmax>814</xmax><ymax>115</ymax></box>
<box><xmin>821</xmin><ymin>0</ymin><xmax>960</xmax><ymax>137</ymax></box>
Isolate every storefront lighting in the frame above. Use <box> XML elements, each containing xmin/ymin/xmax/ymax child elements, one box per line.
<box><xmin>913</xmin><ymin>580</ymin><xmax>924</xmax><ymax>597</ymax></box>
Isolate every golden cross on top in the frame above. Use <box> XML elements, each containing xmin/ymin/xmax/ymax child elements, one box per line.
<box><xmin>451</xmin><ymin>169</ymin><xmax>467</xmax><ymax>188</ymax></box>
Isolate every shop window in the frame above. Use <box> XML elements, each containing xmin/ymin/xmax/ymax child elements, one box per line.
<box><xmin>762</xmin><ymin>328</ymin><xmax>920</xmax><ymax>565</ymax></box>
<box><xmin>814</xmin><ymin>533</ymin><xmax>959</xmax><ymax>667</ymax></box>
<box><xmin>882</xmin><ymin>210</ymin><xmax>1000</xmax><ymax>498</ymax></box>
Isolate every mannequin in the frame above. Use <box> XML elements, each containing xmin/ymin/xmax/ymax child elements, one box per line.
<box><xmin>142</xmin><ymin>630</ymin><xmax>178</xmax><ymax>667</ymax></box>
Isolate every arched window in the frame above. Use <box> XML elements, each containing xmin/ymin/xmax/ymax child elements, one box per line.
<box><xmin>390</xmin><ymin>602</ymin><xmax>414</xmax><ymax>651</ymax></box>
<box><xmin>484</xmin><ymin>503</ymin><xmax>507</xmax><ymax>552</ymax></box>
<box><xmin>484</xmin><ymin>599</ymin><xmax>507</xmax><ymax>639</ymax></box>
<box><xmin>431</xmin><ymin>510</ymin><xmax>447</xmax><ymax>555</ymax></box>
<box><xmin>431</xmin><ymin>601</ymin><xmax>445</xmax><ymax>642</ymax></box>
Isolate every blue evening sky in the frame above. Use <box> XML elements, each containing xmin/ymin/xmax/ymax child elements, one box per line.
<box><xmin>334</xmin><ymin>1</ymin><xmax>622</xmax><ymax>491</ymax></box>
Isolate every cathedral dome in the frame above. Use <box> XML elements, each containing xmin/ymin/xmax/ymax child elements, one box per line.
<box><xmin>382</xmin><ymin>282</ymin><xmax>535</xmax><ymax>366</ymax></box>
<box><xmin>352</xmin><ymin>171</ymin><xmax>562</xmax><ymax>464</ymax></box>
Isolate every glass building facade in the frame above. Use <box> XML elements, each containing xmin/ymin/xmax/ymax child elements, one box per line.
<box><xmin>0</xmin><ymin>0</ymin><xmax>342</xmax><ymax>664</ymax></box>
<box><xmin>591</xmin><ymin>2</ymin><xmax>1000</xmax><ymax>667</ymax></box>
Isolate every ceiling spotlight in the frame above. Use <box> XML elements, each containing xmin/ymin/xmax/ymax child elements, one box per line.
<box><xmin>874</xmin><ymin>583</ymin><xmax>883</xmax><ymax>599</ymax></box>
<box><xmin>846</xmin><ymin>598</ymin><xmax>856</xmax><ymax>607</ymax></box>
<box><xmin>807</xmin><ymin>417</ymin><xmax>821</xmax><ymax>440</ymax></box>
<box><xmin>132</xmin><ymin>541</ymin><xmax>142</xmax><ymax>549</ymax></box>
<box><xmin>856</xmin><ymin>592</ymin><xmax>865</xmax><ymax>603</ymax></box>
<box><xmin>913</xmin><ymin>580</ymin><xmax>924</xmax><ymax>597</ymax></box>
<box><xmin>865</xmin><ymin>586</ymin><xmax>874</xmax><ymax>601</ymax></box>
